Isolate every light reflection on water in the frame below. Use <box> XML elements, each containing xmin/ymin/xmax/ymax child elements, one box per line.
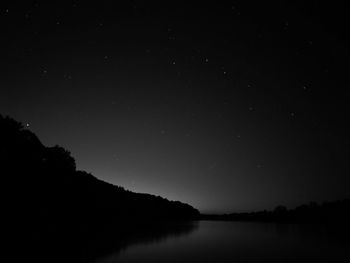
<box><xmin>96</xmin><ymin>221</ymin><xmax>350</xmax><ymax>263</ymax></box>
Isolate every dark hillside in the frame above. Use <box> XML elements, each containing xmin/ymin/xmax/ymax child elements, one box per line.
<box><xmin>1</xmin><ymin>114</ymin><xmax>199</xmax><ymax>236</ymax></box>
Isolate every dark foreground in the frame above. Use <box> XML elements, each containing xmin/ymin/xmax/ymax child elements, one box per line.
<box><xmin>16</xmin><ymin>220</ymin><xmax>350</xmax><ymax>263</ymax></box>
<box><xmin>100</xmin><ymin>221</ymin><xmax>349</xmax><ymax>263</ymax></box>
<box><xmin>16</xmin><ymin>220</ymin><xmax>197</xmax><ymax>262</ymax></box>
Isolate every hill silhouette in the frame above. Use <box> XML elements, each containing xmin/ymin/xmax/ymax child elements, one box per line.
<box><xmin>201</xmin><ymin>199</ymin><xmax>350</xmax><ymax>224</ymax></box>
<box><xmin>1</xmin><ymin>114</ymin><xmax>199</xmax><ymax>261</ymax></box>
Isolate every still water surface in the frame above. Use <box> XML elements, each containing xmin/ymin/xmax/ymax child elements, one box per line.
<box><xmin>96</xmin><ymin>221</ymin><xmax>349</xmax><ymax>263</ymax></box>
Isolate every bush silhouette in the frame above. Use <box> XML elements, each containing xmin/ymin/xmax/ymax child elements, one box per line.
<box><xmin>45</xmin><ymin>145</ymin><xmax>76</xmax><ymax>172</ymax></box>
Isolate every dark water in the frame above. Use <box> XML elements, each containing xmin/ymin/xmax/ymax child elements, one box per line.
<box><xmin>96</xmin><ymin>221</ymin><xmax>349</xmax><ymax>263</ymax></box>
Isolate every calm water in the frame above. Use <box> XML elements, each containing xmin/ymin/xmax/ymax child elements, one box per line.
<box><xmin>96</xmin><ymin>221</ymin><xmax>350</xmax><ymax>263</ymax></box>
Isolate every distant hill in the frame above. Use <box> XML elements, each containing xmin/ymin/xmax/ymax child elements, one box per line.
<box><xmin>1</xmin><ymin>114</ymin><xmax>199</xmax><ymax>235</ymax></box>
<box><xmin>201</xmin><ymin>199</ymin><xmax>350</xmax><ymax>223</ymax></box>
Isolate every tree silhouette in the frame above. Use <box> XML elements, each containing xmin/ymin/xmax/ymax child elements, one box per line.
<box><xmin>45</xmin><ymin>145</ymin><xmax>76</xmax><ymax>171</ymax></box>
<box><xmin>1</xmin><ymin>113</ymin><xmax>199</xmax><ymax>234</ymax></box>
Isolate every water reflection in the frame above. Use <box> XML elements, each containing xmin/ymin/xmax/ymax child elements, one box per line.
<box><xmin>26</xmin><ymin>221</ymin><xmax>349</xmax><ymax>262</ymax></box>
<box><xmin>99</xmin><ymin>221</ymin><xmax>350</xmax><ymax>263</ymax></box>
<box><xmin>94</xmin><ymin>221</ymin><xmax>199</xmax><ymax>262</ymax></box>
<box><xmin>24</xmin><ymin>220</ymin><xmax>198</xmax><ymax>263</ymax></box>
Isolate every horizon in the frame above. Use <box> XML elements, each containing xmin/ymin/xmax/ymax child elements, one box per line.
<box><xmin>2</xmin><ymin>114</ymin><xmax>348</xmax><ymax>215</ymax></box>
<box><xmin>2</xmin><ymin>1</ymin><xmax>350</xmax><ymax>213</ymax></box>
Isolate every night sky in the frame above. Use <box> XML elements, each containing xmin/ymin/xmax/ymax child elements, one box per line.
<box><xmin>2</xmin><ymin>1</ymin><xmax>350</xmax><ymax>213</ymax></box>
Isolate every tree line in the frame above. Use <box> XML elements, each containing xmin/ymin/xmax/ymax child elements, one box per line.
<box><xmin>1</xmin><ymin>114</ymin><xmax>199</xmax><ymax>236</ymax></box>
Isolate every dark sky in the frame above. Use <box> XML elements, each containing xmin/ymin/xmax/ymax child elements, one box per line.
<box><xmin>2</xmin><ymin>1</ymin><xmax>350</xmax><ymax>213</ymax></box>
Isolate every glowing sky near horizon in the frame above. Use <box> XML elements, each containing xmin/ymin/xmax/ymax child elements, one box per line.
<box><xmin>1</xmin><ymin>1</ymin><xmax>350</xmax><ymax>213</ymax></box>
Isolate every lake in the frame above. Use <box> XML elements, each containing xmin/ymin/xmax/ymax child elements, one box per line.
<box><xmin>95</xmin><ymin>221</ymin><xmax>350</xmax><ymax>263</ymax></box>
